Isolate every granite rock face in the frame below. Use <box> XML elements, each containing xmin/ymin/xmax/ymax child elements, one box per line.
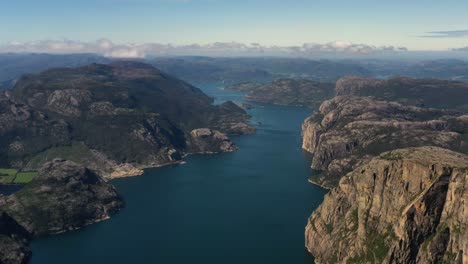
<box><xmin>301</xmin><ymin>96</ymin><xmax>467</xmax><ymax>187</ymax></box>
<box><xmin>305</xmin><ymin>147</ymin><xmax>468</xmax><ymax>264</ymax></box>
<box><xmin>1</xmin><ymin>159</ymin><xmax>123</xmax><ymax>236</ymax></box>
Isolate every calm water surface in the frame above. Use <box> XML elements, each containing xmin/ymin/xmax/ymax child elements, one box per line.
<box><xmin>30</xmin><ymin>83</ymin><xmax>326</xmax><ymax>264</ymax></box>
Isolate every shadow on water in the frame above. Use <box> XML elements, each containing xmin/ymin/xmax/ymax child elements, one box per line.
<box><xmin>30</xmin><ymin>83</ymin><xmax>326</xmax><ymax>264</ymax></box>
<box><xmin>0</xmin><ymin>185</ymin><xmax>22</xmax><ymax>195</ymax></box>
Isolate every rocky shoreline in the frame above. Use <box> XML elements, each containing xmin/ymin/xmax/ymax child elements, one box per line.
<box><xmin>0</xmin><ymin>159</ymin><xmax>124</xmax><ymax>264</ymax></box>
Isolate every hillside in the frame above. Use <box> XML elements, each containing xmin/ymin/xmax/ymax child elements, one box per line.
<box><xmin>0</xmin><ymin>159</ymin><xmax>124</xmax><ymax>263</ymax></box>
<box><xmin>227</xmin><ymin>79</ymin><xmax>335</xmax><ymax>108</ymax></box>
<box><xmin>0</xmin><ymin>61</ymin><xmax>254</xmax><ymax>178</ymax></box>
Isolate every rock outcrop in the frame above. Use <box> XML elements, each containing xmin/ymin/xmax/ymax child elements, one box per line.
<box><xmin>302</xmin><ymin>96</ymin><xmax>467</xmax><ymax>188</ymax></box>
<box><xmin>189</xmin><ymin>128</ymin><xmax>237</xmax><ymax>154</ymax></box>
<box><xmin>336</xmin><ymin>76</ymin><xmax>468</xmax><ymax>112</ymax></box>
<box><xmin>305</xmin><ymin>147</ymin><xmax>468</xmax><ymax>263</ymax></box>
<box><xmin>227</xmin><ymin>79</ymin><xmax>335</xmax><ymax>108</ymax></box>
<box><xmin>0</xmin><ymin>159</ymin><xmax>123</xmax><ymax>263</ymax></box>
<box><xmin>1</xmin><ymin>159</ymin><xmax>123</xmax><ymax>236</ymax></box>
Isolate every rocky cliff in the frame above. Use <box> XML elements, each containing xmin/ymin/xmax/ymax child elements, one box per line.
<box><xmin>336</xmin><ymin>76</ymin><xmax>468</xmax><ymax>112</ymax></box>
<box><xmin>227</xmin><ymin>79</ymin><xmax>335</xmax><ymax>108</ymax></box>
<box><xmin>1</xmin><ymin>159</ymin><xmax>123</xmax><ymax>236</ymax></box>
<box><xmin>0</xmin><ymin>159</ymin><xmax>123</xmax><ymax>263</ymax></box>
<box><xmin>305</xmin><ymin>147</ymin><xmax>468</xmax><ymax>263</ymax></box>
<box><xmin>0</xmin><ymin>62</ymin><xmax>254</xmax><ymax>179</ymax></box>
<box><xmin>302</xmin><ymin>96</ymin><xmax>467</xmax><ymax>187</ymax></box>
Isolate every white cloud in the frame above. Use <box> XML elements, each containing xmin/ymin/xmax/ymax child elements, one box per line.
<box><xmin>420</xmin><ymin>30</ymin><xmax>468</xmax><ymax>38</ymax></box>
<box><xmin>0</xmin><ymin>39</ymin><xmax>408</xmax><ymax>58</ymax></box>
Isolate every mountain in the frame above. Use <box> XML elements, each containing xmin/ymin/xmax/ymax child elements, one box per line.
<box><xmin>302</xmin><ymin>96</ymin><xmax>468</xmax><ymax>188</ymax></box>
<box><xmin>306</xmin><ymin>147</ymin><xmax>468</xmax><ymax>263</ymax></box>
<box><xmin>0</xmin><ymin>53</ymin><xmax>109</xmax><ymax>89</ymax></box>
<box><xmin>3</xmin><ymin>54</ymin><xmax>468</xmax><ymax>89</ymax></box>
<box><xmin>227</xmin><ymin>79</ymin><xmax>335</xmax><ymax>108</ymax></box>
<box><xmin>149</xmin><ymin>57</ymin><xmax>372</xmax><ymax>83</ymax></box>
<box><xmin>336</xmin><ymin>76</ymin><xmax>468</xmax><ymax>112</ymax></box>
<box><xmin>149</xmin><ymin>57</ymin><xmax>273</xmax><ymax>84</ymax></box>
<box><xmin>0</xmin><ymin>61</ymin><xmax>254</xmax><ymax>178</ymax></box>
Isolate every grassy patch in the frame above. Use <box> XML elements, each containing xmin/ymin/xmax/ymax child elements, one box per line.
<box><xmin>14</xmin><ymin>171</ymin><xmax>38</xmax><ymax>184</ymax></box>
<box><xmin>0</xmin><ymin>168</ymin><xmax>18</xmax><ymax>184</ymax></box>
<box><xmin>0</xmin><ymin>168</ymin><xmax>37</xmax><ymax>184</ymax></box>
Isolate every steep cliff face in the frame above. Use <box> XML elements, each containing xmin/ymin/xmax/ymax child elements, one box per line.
<box><xmin>306</xmin><ymin>147</ymin><xmax>468</xmax><ymax>263</ymax></box>
<box><xmin>0</xmin><ymin>62</ymin><xmax>254</xmax><ymax>178</ymax></box>
<box><xmin>336</xmin><ymin>76</ymin><xmax>468</xmax><ymax>112</ymax></box>
<box><xmin>301</xmin><ymin>96</ymin><xmax>467</xmax><ymax>187</ymax></box>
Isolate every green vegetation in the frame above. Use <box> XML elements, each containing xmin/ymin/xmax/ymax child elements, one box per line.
<box><xmin>348</xmin><ymin>228</ymin><xmax>394</xmax><ymax>263</ymax></box>
<box><xmin>14</xmin><ymin>172</ymin><xmax>38</xmax><ymax>184</ymax></box>
<box><xmin>380</xmin><ymin>151</ymin><xmax>404</xmax><ymax>161</ymax></box>
<box><xmin>349</xmin><ymin>209</ymin><xmax>359</xmax><ymax>232</ymax></box>
<box><xmin>0</xmin><ymin>168</ymin><xmax>37</xmax><ymax>184</ymax></box>
<box><xmin>26</xmin><ymin>143</ymin><xmax>94</xmax><ymax>168</ymax></box>
<box><xmin>0</xmin><ymin>168</ymin><xmax>18</xmax><ymax>184</ymax></box>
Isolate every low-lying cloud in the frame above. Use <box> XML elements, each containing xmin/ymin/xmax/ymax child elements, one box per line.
<box><xmin>420</xmin><ymin>30</ymin><xmax>468</xmax><ymax>38</ymax></box>
<box><xmin>453</xmin><ymin>46</ymin><xmax>468</xmax><ymax>52</ymax></box>
<box><xmin>0</xmin><ymin>39</ymin><xmax>408</xmax><ymax>58</ymax></box>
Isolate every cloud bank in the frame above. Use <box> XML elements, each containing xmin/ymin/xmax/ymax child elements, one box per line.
<box><xmin>453</xmin><ymin>46</ymin><xmax>468</xmax><ymax>52</ymax></box>
<box><xmin>420</xmin><ymin>30</ymin><xmax>468</xmax><ymax>38</ymax></box>
<box><xmin>0</xmin><ymin>39</ymin><xmax>408</xmax><ymax>58</ymax></box>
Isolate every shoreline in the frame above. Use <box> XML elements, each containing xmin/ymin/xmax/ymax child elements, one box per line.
<box><xmin>307</xmin><ymin>178</ymin><xmax>332</xmax><ymax>190</ymax></box>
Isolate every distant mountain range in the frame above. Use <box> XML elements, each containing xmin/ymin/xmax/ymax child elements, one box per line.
<box><xmin>2</xmin><ymin>54</ymin><xmax>468</xmax><ymax>90</ymax></box>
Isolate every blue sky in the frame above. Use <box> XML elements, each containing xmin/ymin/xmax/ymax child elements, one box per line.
<box><xmin>1</xmin><ymin>0</ymin><xmax>468</xmax><ymax>55</ymax></box>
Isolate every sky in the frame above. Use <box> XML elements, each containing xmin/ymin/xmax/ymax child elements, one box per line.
<box><xmin>1</xmin><ymin>0</ymin><xmax>468</xmax><ymax>57</ymax></box>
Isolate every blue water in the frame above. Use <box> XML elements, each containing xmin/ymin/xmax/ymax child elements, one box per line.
<box><xmin>29</xmin><ymin>83</ymin><xmax>326</xmax><ymax>264</ymax></box>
